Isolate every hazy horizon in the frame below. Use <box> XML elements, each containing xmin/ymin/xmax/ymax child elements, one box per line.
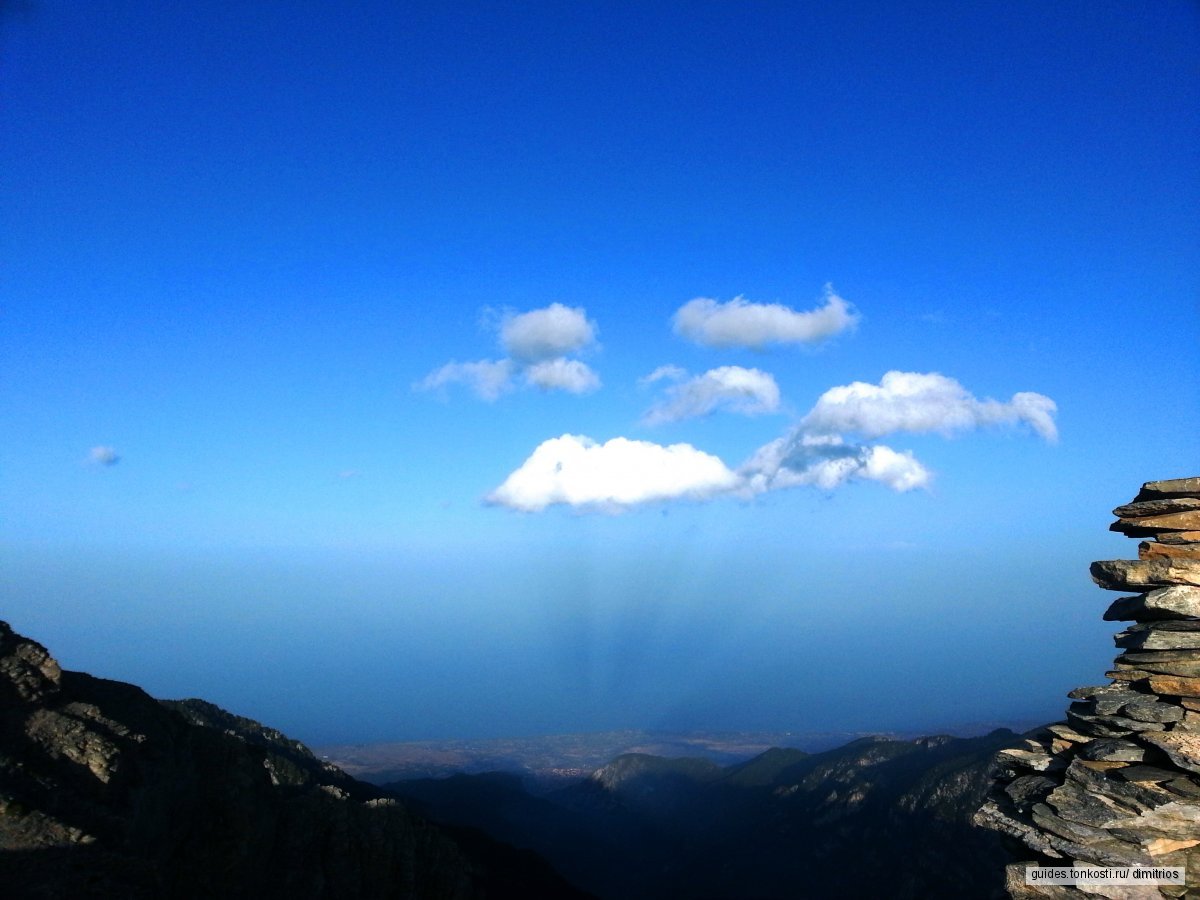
<box><xmin>2</xmin><ymin>2</ymin><xmax>1197</xmax><ymax>748</ymax></box>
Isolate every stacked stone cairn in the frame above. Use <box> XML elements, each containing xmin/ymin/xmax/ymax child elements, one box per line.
<box><xmin>977</xmin><ymin>477</ymin><xmax>1200</xmax><ymax>899</ymax></box>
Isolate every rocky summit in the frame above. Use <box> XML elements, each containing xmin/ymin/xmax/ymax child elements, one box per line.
<box><xmin>0</xmin><ymin>621</ymin><xmax>590</xmax><ymax>899</ymax></box>
<box><xmin>977</xmin><ymin>477</ymin><xmax>1200</xmax><ymax>899</ymax></box>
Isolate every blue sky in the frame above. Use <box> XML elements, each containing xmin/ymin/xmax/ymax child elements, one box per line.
<box><xmin>2</xmin><ymin>2</ymin><xmax>1197</xmax><ymax>745</ymax></box>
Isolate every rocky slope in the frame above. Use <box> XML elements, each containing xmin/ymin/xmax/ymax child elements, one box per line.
<box><xmin>0</xmin><ymin>620</ymin><xmax>590</xmax><ymax>899</ymax></box>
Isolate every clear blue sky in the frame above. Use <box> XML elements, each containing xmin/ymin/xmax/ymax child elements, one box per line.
<box><xmin>2</xmin><ymin>1</ymin><xmax>1197</xmax><ymax>745</ymax></box>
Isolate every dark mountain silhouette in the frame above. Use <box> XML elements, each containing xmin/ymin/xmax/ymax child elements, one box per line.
<box><xmin>388</xmin><ymin>731</ymin><xmax>1025</xmax><ymax>899</ymax></box>
<box><xmin>0</xmin><ymin>621</ymin><xmax>591</xmax><ymax>899</ymax></box>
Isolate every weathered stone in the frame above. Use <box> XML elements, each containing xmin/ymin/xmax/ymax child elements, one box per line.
<box><xmin>1123</xmin><ymin>697</ymin><xmax>1185</xmax><ymax>723</ymax></box>
<box><xmin>1113</xmin><ymin>654</ymin><xmax>1200</xmax><ymax>677</ymax></box>
<box><xmin>1005</xmin><ymin>774</ymin><xmax>1058</xmax><ymax>810</ymax></box>
<box><xmin>1140</xmin><ymin>541</ymin><xmax>1200</xmax><ymax>561</ymax></box>
<box><xmin>1115</xmin><ymin>497</ymin><xmax>1200</xmax><ymax>518</ymax></box>
<box><xmin>1067</xmin><ymin>709</ymin><xmax>1164</xmax><ymax>736</ymax></box>
<box><xmin>1156</xmin><ymin>531</ymin><xmax>1200</xmax><ymax>544</ymax></box>
<box><xmin>1087</xmin><ymin>686</ymin><xmax>1146</xmax><ymax>714</ymax></box>
<box><xmin>1111</xmin><ymin>510</ymin><xmax>1200</xmax><ymax>536</ymax></box>
<box><xmin>1078</xmin><ymin>739</ymin><xmax>1147</xmax><ymax>762</ymax></box>
<box><xmin>997</xmin><ymin>747</ymin><xmax>1064</xmax><ymax>772</ymax></box>
<box><xmin>1091</xmin><ymin>559</ymin><xmax>1200</xmax><ymax>591</ymax></box>
<box><xmin>1107</xmin><ymin>669</ymin><xmax>1152</xmax><ymax>684</ymax></box>
<box><xmin>1045</xmin><ymin>723</ymin><xmax>1093</xmax><ymax>743</ymax></box>
<box><xmin>1165</xmin><ymin>777</ymin><xmax>1200</xmax><ymax>799</ymax></box>
<box><xmin>1147</xmin><ymin>675</ymin><xmax>1200</xmax><ymax>697</ymax></box>
<box><xmin>1104</xmin><ymin>585</ymin><xmax>1200</xmax><ymax>621</ymax></box>
<box><xmin>1103</xmin><ymin>800</ymin><xmax>1200</xmax><ymax>839</ymax></box>
<box><xmin>1136</xmin><ymin>477</ymin><xmax>1200</xmax><ymax>500</ymax></box>
<box><xmin>1182</xmin><ymin>697</ymin><xmax>1200</xmax><ymax>711</ymax></box>
<box><xmin>1119</xmin><ymin>765</ymin><xmax>1180</xmax><ymax>784</ymax></box>
<box><xmin>1069</xmin><ymin>684</ymin><xmax>1136</xmax><ymax>701</ymax></box>
<box><xmin>1119</xmin><ymin>649</ymin><xmax>1200</xmax><ymax>664</ymax></box>
<box><xmin>1115</xmin><ymin>621</ymin><xmax>1200</xmax><ymax>651</ymax></box>
<box><xmin>1141</xmin><ymin>732</ymin><xmax>1200</xmax><ymax>774</ymax></box>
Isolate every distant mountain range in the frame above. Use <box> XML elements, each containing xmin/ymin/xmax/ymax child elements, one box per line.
<box><xmin>1</xmin><ymin>618</ymin><xmax>1029</xmax><ymax>898</ymax></box>
<box><xmin>384</xmin><ymin>731</ymin><xmax>1025</xmax><ymax>899</ymax></box>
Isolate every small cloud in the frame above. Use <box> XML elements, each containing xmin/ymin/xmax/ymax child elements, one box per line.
<box><xmin>524</xmin><ymin>358</ymin><xmax>601</xmax><ymax>394</ymax></box>
<box><xmin>500</xmin><ymin>303</ymin><xmax>598</xmax><ymax>363</ymax></box>
<box><xmin>672</xmin><ymin>285</ymin><xmax>859</xmax><ymax>349</ymax></box>
<box><xmin>486</xmin><ymin>434</ymin><xmax>740</xmax><ymax>512</ymax></box>
<box><xmin>643</xmin><ymin>365</ymin><xmax>781</xmax><ymax>424</ymax></box>
<box><xmin>338</xmin><ymin>469</ymin><xmax>360</xmax><ymax>479</ymax></box>
<box><xmin>89</xmin><ymin>445</ymin><xmax>120</xmax><ymax>466</ymax></box>
<box><xmin>415</xmin><ymin>358</ymin><xmax>515</xmax><ymax>401</ymax></box>
<box><xmin>638</xmin><ymin>364</ymin><xmax>687</xmax><ymax>386</ymax></box>
<box><xmin>800</xmin><ymin>371</ymin><xmax>1059</xmax><ymax>442</ymax></box>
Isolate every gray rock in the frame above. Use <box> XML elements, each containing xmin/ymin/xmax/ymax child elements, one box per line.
<box><xmin>1113</xmin><ymin>654</ymin><xmax>1200</xmax><ymax>677</ymax></box>
<box><xmin>1122</xmin><ymin>698</ymin><xmax>1185</xmax><ymax>723</ymax></box>
<box><xmin>1118</xmin><ymin>765</ymin><xmax>1180</xmax><ymax>784</ymax></box>
<box><xmin>1079</xmin><ymin>739</ymin><xmax>1147</xmax><ymax>762</ymax></box>
<box><xmin>1005</xmin><ymin>775</ymin><xmax>1058</xmax><ymax>810</ymax></box>
<box><xmin>1136</xmin><ymin>477</ymin><xmax>1200</xmax><ymax>500</ymax></box>
<box><xmin>1115</xmin><ymin>621</ymin><xmax>1200</xmax><ymax>651</ymax></box>
<box><xmin>1067</xmin><ymin>709</ymin><xmax>1165</xmax><ymax>735</ymax></box>
<box><xmin>1104</xmin><ymin>585</ymin><xmax>1200</xmax><ymax>621</ymax></box>
<box><xmin>1115</xmin><ymin>498</ymin><xmax>1200</xmax><ymax>517</ymax></box>
<box><xmin>1091</xmin><ymin>559</ymin><xmax>1200</xmax><ymax>591</ymax></box>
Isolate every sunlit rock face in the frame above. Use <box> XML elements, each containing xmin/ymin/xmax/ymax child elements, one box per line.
<box><xmin>977</xmin><ymin>477</ymin><xmax>1200</xmax><ymax>899</ymax></box>
<box><xmin>0</xmin><ymin>621</ymin><xmax>589</xmax><ymax>899</ymax></box>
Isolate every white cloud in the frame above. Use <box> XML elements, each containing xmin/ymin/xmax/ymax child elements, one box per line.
<box><xmin>643</xmin><ymin>366</ymin><xmax>781</xmax><ymax>424</ymax></box>
<box><xmin>486</xmin><ymin>434</ymin><xmax>741</xmax><ymax>511</ymax></box>
<box><xmin>740</xmin><ymin>432</ymin><xmax>931</xmax><ymax>494</ymax></box>
<box><xmin>524</xmin><ymin>358</ymin><xmax>601</xmax><ymax>394</ymax></box>
<box><xmin>501</xmin><ymin>303</ymin><xmax>598</xmax><ymax>362</ymax></box>
<box><xmin>672</xmin><ymin>286</ymin><xmax>859</xmax><ymax>349</ymax></box>
<box><xmin>89</xmin><ymin>445</ymin><xmax>120</xmax><ymax>466</ymax></box>
<box><xmin>415</xmin><ymin>358</ymin><xmax>515</xmax><ymax>401</ymax></box>
<box><xmin>800</xmin><ymin>371</ymin><xmax>1059</xmax><ymax>442</ymax></box>
<box><xmin>638</xmin><ymin>364</ymin><xmax>687</xmax><ymax>386</ymax></box>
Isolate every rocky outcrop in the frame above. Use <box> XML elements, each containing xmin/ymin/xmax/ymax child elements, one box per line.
<box><xmin>977</xmin><ymin>477</ymin><xmax>1200</xmax><ymax>898</ymax></box>
<box><xmin>0</xmin><ymin>621</ymin><xmax>590</xmax><ymax>899</ymax></box>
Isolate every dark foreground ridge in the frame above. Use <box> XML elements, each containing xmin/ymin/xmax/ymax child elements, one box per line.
<box><xmin>977</xmin><ymin>476</ymin><xmax>1200</xmax><ymax>898</ymax></box>
<box><xmin>0</xmin><ymin>620</ymin><xmax>592</xmax><ymax>899</ymax></box>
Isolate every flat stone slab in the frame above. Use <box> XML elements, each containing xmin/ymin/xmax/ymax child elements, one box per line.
<box><xmin>1111</xmin><ymin>510</ymin><xmax>1200</xmax><ymax>535</ymax></box>
<box><xmin>1147</xmin><ymin>675</ymin><xmax>1200</xmax><ymax>697</ymax></box>
<box><xmin>1140</xmin><ymin>541</ymin><xmax>1200</xmax><ymax>561</ymax></box>
<box><xmin>1091</xmin><ymin>559</ymin><xmax>1200</xmax><ymax>591</ymax></box>
<box><xmin>1115</xmin><ymin>497</ymin><xmax>1200</xmax><ymax>517</ymax></box>
<box><xmin>1115</xmin><ymin>622</ymin><xmax>1200</xmax><ymax>651</ymax></box>
<box><xmin>1103</xmin><ymin>585</ymin><xmax>1200</xmax><ymax>621</ymax></box>
<box><xmin>1136</xmin><ymin>477</ymin><xmax>1200</xmax><ymax>500</ymax></box>
<box><xmin>1156</xmin><ymin>531</ymin><xmax>1200</xmax><ymax>544</ymax></box>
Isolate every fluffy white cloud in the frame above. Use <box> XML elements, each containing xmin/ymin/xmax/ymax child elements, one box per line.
<box><xmin>416</xmin><ymin>359</ymin><xmax>515</xmax><ymax>401</ymax></box>
<box><xmin>672</xmin><ymin>286</ymin><xmax>859</xmax><ymax>349</ymax></box>
<box><xmin>740</xmin><ymin>432</ymin><xmax>931</xmax><ymax>494</ymax></box>
<box><xmin>501</xmin><ymin>303</ymin><xmax>598</xmax><ymax>362</ymax></box>
<box><xmin>89</xmin><ymin>445</ymin><xmax>120</xmax><ymax>466</ymax></box>
<box><xmin>524</xmin><ymin>357</ymin><xmax>601</xmax><ymax>394</ymax></box>
<box><xmin>486</xmin><ymin>434</ymin><xmax>741</xmax><ymax>511</ymax></box>
<box><xmin>800</xmin><ymin>371</ymin><xmax>1059</xmax><ymax>442</ymax></box>
<box><xmin>643</xmin><ymin>366</ymin><xmax>781</xmax><ymax>424</ymax></box>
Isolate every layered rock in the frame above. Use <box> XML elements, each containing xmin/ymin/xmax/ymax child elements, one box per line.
<box><xmin>977</xmin><ymin>477</ymin><xmax>1200</xmax><ymax>898</ymax></box>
